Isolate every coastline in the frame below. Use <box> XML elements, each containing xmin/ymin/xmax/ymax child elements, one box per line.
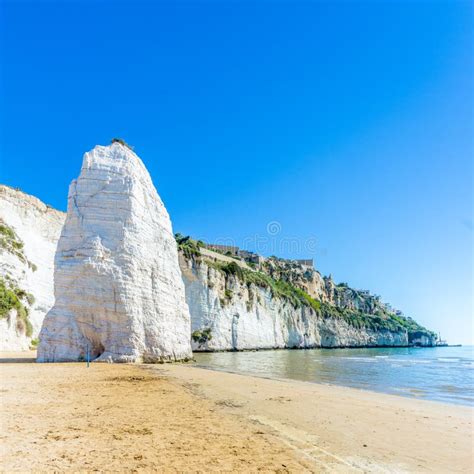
<box><xmin>1</xmin><ymin>351</ymin><xmax>472</xmax><ymax>472</ymax></box>
<box><xmin>191</xmin><ymin>362</ymin><xmax>472</xmax><ymax>407</ymax></box>
<box><xmin>192</xmin><ymin>344</ymin><xmax>441</xmax><ymax>352</ymax></box>
<box><xmin>161</xmin><ymin>364</ymin><xmax>473</xmax><ymax>472</ymax></box>
<box><xmin>192</xmin><ymin>346</ymin><xmax>474</xmax><ymax>407</ymax></box>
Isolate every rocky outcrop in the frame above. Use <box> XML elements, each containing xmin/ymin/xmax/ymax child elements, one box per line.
<box><xmin>262</xmin><ymin>257</ymin><xmax>329</xmax><ymax>303</ymax></box>
<box><xmin>263</xmin><ymin>257</ymin><xmax>392</xmax><ymax>315</ymax></box>
<box><xmin>0</xmin><ymin>186</ymin><xmax>65</xmax><ymax>350</ymax></box>
<box><xmin>37</xmin><ymin>143</ymin><xmax>192</xmax><ymax>362</ymax></box>
<box><xmin>409</xmin><ymin>332</ymin><xmax>437</xmax><ymax>347</ymax></box>
<box><xmin>180</xmin><ymin>256</ymin><xmax>411</xmax><ymax>351</ymax></box>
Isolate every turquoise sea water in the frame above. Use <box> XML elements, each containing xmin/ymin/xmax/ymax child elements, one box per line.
<box><xmin>194</xmin><ymin>346</ymin><xmax>474</xmax><ymax>406</ymax></box>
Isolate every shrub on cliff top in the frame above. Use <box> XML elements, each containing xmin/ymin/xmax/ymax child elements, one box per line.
<box><xmin>111</xmin><ymin>138</ymin><xmax>134</xmax><ymax>150</ymax></box>
<box><xmin>175</xmin><ymin>234</ymin><xmax>203</xmax><ymax>259</ymax></box>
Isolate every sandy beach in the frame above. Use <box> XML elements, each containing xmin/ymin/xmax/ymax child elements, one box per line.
<box><xmin>1</xmin><ymin>351</ymin><xmax>472</xmax><ymax>473</ymax></box>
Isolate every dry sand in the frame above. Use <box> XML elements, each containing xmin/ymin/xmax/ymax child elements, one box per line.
<box><xmin>1</xmin><ymin>351</ymin><xmax>473</xmax><ymax>473</ymax></box>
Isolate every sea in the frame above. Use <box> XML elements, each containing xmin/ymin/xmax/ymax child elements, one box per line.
<box><xmin>194</xmin><ymin>346</ymin><xmax>474</xmax><ymax>406</ymax></box>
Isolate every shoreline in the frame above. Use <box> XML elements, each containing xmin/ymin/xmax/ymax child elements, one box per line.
<box><xmin>1</xmin><ymin>351</ymin><xmax>472</xmax><ymax>472</ymax></box>
<box><xmin>192</xmin><ymin>346</ymin><xmax>474</xmax><ymax>408</ymax></box>
<box><xmin>190</xmin><ymin>362</ymin><xmax>473</xmax><ymax>409</ymax></box>
<box><xmin>161</xmin><ymin>363</ymin><xmax>473</xmax><ymax>472</ymax></box>
<box><xmin>192</xmin><ymin>344</ymin><xmax>444</xmax><ymax>352</ymax></box>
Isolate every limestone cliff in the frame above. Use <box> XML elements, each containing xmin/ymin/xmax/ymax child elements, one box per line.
<box><xmin>37</xmin><ymin>143</ymin><xmax>192</xmax><ymax>362</ymax></box>
<box><xmin>180</xmin><ymin>257</ymin><xmax>407</xmax><ymax>351</ymax></box>
<box><xmin>0</xmin><ymin>186</ymin><xmax>65</xmax><ymax>350</ymax></box>
<box><xmin>177</xmin><ymin>239</ymin><xmax>436</xmax><ymax>350</ymax></box>
<box><xmin>262</xmin><ymin>257</ymin><xmax>391</xmax><ymax>314</ymax></box>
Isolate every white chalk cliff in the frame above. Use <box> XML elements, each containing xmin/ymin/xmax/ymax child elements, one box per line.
<box><xmin>180</xmin><ymin>256</ymin><xmax>411</xmax><ymax>351</ymax></box>
<box><xmin>37</xmin><ymin>143</ymin><xmax>192</xmax><ymax>362</ymax></box>
<box><xmin>0</xmin><ymin>186</ymin><xmax>65</xmax><ymax>350</ymax></box>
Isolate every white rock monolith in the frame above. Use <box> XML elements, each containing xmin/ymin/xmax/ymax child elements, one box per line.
<box><xmin>37</xmin><ymin>142</ymin><xmax>192</xmax><ymax>362</ymax></box>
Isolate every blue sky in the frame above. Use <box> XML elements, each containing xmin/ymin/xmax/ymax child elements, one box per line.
<box><xmin>0</xmin><ymin>1</ymin><xmax>472</xmax><ymax>343</ymax></box>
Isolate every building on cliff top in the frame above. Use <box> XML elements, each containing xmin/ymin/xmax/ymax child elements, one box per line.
<box><xmin>206</xmin><ymin>244</ymin><xmax>239</xmax><ymax>255</ymax></box>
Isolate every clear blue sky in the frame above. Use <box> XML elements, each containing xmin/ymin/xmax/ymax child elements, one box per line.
<box><xmin>0</xmin><ymin>1</ymin><xmax>472</xmax><ymax>343</ymax></box>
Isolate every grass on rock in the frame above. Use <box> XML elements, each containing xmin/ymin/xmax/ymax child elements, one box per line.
<box><xmin>0</xmin><ymin>277</ymin><xmax>33</xmax><ymax>337</ymax></box>
<box><xmin>202</xmin><ymin>259</ymin><xmax>433</xmax><ymax>337</ymax></box>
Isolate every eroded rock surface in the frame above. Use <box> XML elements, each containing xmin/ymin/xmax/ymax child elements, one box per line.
<box><xmin>0</xmin><ymin>186</ymin><xmax>65</xmax><ymax>350</ymax></box>
<box><xmin>180</xmin><ymin>256</ymin><xmax>411</xmax><ymax>351</ymax></box>
<box><xmin>37</xmin><ymin>143</ymin><xmax>191</xmax><ymax>362</ymax></box>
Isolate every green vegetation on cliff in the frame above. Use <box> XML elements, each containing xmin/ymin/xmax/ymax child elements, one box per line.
<box><xmin>205</xmin><ymin>259</ymin><xmax>322</xmax><ymax>313</ymax></box>
<box><xmin>175</xmin><ymin>234</ymin><xmax>203</xmax><ymax>259</ymax></box>
<box><xmin>0</xmin><ymin>221</ymin><xmax>25</xmax><ymax>260</ymax></box>
<box><xmin>175</xmin><ymin>235</ymin><xmax>434</xmax><ymax>340</ymax></box>
<box><xmin>111</xmin><ymin>138</ymin><xmax>134</xmax><ymax>150</ymax></box>
<box><xmin>201</xmin><ymin>258</ymin><xmax>432</xmax><ymax>339</ymax></box>
<box><xmin>191</xmin><ymin>328</ymin><xmax>212</xmax><ymax>345</ymax></box>
<box><xmin>0</xmin><ymin>277</ymin><xmax>33</xmax><ymax>337</ymax></box>
<box><xmin>0</xmin><ymin>220</ymin><xmax>37</xmax><ymax>271</ymax></box>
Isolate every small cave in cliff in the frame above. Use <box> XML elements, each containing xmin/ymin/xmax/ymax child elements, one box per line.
<box><xmin>83</xmin><ymin>340</ymin><xmax>104</xmax><ymax>361</ymax></box>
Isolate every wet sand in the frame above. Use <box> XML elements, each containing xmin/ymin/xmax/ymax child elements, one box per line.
<box><xmin>1</xmin><ymin>351</ymin><xmax>472</xmax><ymax>472</ymax></box>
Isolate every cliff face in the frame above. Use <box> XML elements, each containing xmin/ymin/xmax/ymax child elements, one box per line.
<box><xmin>0</xmin><ymin>186</ymin><xmax>65</xmax><ymax>350</ymax></box>
<box><xmin>38</xmin><ymin>143</ymin><xmax>192</xmax><ymax>362</ymax></box>
<box><xmin>180</xmin><ymin>255</ymin><xmax>411</xmax><ymax>351</ymax></box>
<box><xmin>262</xmin><ymin>258</ymin><xmax>393</xmax><ymax>316</ymax></box>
